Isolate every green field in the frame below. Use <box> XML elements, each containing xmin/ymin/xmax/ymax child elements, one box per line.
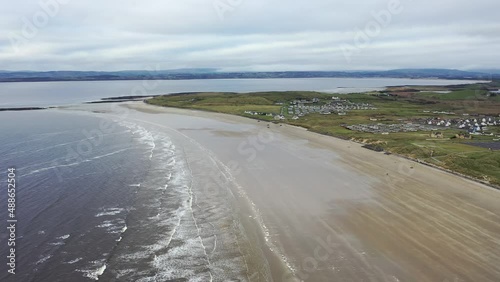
<box><xmin>147</xmin><ymin>81</ymin><xmax>500</xmax><ymax>186</ymax></box>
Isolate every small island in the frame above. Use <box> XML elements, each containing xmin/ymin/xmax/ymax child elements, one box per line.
<box><xmin>0</xmin><ymin>107</ymin><xmax>49</xmax><ymax>111</ymax></box>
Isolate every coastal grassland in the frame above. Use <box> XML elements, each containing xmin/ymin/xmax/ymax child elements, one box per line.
<box><xmin>147</xmin><ymin>91</ymin><xmax>328</xmax><ymax>121</ymax></box>
<box><xmin>393</xmin><ymin>82</ymin><xmax>500</xmax><ymax>114</ymax></box>
<box><xmin>147</xmin><ymin>82</ymin><xmax>500</xmax><ymax>186</ymax></box>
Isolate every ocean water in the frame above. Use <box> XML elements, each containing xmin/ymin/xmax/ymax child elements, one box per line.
<box><xmin>0</xmin><ymin>110</ymin><xmax>152</xmax><ymax>281</ymax></box>
<box><xmin>0</xmin><ymin>106</ymin><xmax>203</xmax><ymax>281</ymax></box>
<box><xmin>0</xmin><ymin>77</ymin><xmax>484</xmax><ymax>107</ymax></box>
<box><xmin>0</xmin><ymin>106</ymin><xmax>263</xmax><ymax>281</ymax></box>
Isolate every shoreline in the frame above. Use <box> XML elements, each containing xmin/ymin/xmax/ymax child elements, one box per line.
<box><xmin>127</xmin><ymin>102</ymin><xmax>500</xmax><ymax>279</ymax></box>
<box><xmin>57</xmin><ymin>101</ymin><xmax>500</xmax><ymax>281</ymax></box>
<box><xmin>0</xmin><ymin>106</ymin><xmax>50</xmax><ymax>111</ymax></box>
<box><xmin>141</xmin><ymin>100</ymin><xmax>500</xmax><ymax>192</ymax></box>
<box><xmin>117</xmin><ymin>103</ymin><xmax>299</xmax><ymax>280</ymax></box>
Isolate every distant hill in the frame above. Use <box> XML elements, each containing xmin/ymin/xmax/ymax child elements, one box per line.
<box><xmin>469</xmin><ymin>69</ymin><xmax>500</xmax><ymax>75</ymax></box>
<box><xmin>0</xmin><ymin>68</ymin><xmax>496</xmax><ymax>82</ymax></box>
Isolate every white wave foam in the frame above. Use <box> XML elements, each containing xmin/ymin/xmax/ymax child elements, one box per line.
<box><xmin>78</xmin><ymin>262</ymin><xmax>107</xmax><ymax>281</ymax></box>
<box><xmin>36</xmin><ymin>254</ymin><xmax>52</xmax><ymax>265</ymax></box>
<box><xmin>90</xmin><ymin>148</ymin><xmax>129</xmax><ymax>160</ymax></box>
<box><xmin>49</xmin><ymin>242</ymin><xmax>64</xmax><ymax>246</ymax></box>
<box><xmin>65</xmin><ymin>257</ymin><xmax>83</xmax><ymax>264</ymax></box>
<box><xmin>96</xmin><ymin>217</ymin><xmax>128</xmax><ymax>236</ymax></box>
<box><xmin>21</xmin><ymin>148</ymin><xmax>129</xmax><ymax>178</ymax></box>
<box><xmin>57</xmin><ymin>234</ymin><xmax>70</xmax><ymax>240</ymax></box>
<box><xmin>169</xmin><ymin>129</ymin><xmax>297</xmax><ymax>278</ymax></box>
<box><xmin>95</xmin><ymin>207</ymin><xmax>124</xmax><ymax>217</ymax></box>
<box><xmin>25</xmin><ymin>134</ymin><xmax>125</xmax><ymax>156</ymax></box>
<box><xmin>21</xmin><ymin>161</ymin><xmax>83</xmax><ymax>177</ymax></box>
<box><xmin>119</xmin><ymin>121</ymin><xmax>157</xmax><ymax>160</ymax></box>
<box><xmin>109</xmin><ymin>119</ymin><xmax>252</xmax><ymax>280</ymax></box>
<box><xmin>97</xmin><ymin>221</ymin><xmax>114</xmax><ymax>228</ymax></box>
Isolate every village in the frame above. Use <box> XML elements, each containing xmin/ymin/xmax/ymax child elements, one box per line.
<box><xmin>345</xmin><ymin>123</ymin><xmax>439</xmax><ymax>134</ymax></box>
<box><xmin>344</xmin><ymin>115</ymin><xmax>500</xmax><ymax>140</ymax></box>
<box><xmin>418</xmin><ymin>116</ymin><xmax>500</xmax><ymax>134</ymax></box>
<box><xmin>287</xmin><ymin>96</ymin><xmax>377</xmax><ymax>119</ymax></box>
<box><xmin>244</xmin><ymin>96</ymin><xmax>377</xmax><ymax>120</ymax></box>
<box><xmin>241</xmin><ymin>95</ymin><xmax>500</xmax><ymax>141</ymax></box>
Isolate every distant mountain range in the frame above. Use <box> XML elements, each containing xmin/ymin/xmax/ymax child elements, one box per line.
<box><xmin>0</xmin><ymin>68</ymin><xmax>498</xmax><ymax>82</ymax></box>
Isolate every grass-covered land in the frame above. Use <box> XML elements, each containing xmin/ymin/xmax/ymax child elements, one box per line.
<box><xmin>147</xmin><ymin>81</ymin><xmax>500</xmax><ymax>186</ymax></box>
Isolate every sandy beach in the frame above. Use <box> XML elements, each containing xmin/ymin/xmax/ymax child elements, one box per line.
<box><xmin>65</xmin><ymin>101</ymin><xmax>500</xmax><ymax>281</ymax></box>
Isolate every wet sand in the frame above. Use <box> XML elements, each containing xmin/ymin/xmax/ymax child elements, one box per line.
<box><xmin>73</xmin><ymin>102</ymin><xmax>500</xmax><ymax>281</ymax></box>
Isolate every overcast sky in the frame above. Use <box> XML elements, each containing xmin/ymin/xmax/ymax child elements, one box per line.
<box><xmin>0</xmin><ymin>0</ymin><xmax>499</xmax><ymax>71</ymax></box>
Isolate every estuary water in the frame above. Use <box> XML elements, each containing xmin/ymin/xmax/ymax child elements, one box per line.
<box><xmin>0</xmin><ymin>77</ymin><xmax>483</xmax><ymax>107</ymax></box>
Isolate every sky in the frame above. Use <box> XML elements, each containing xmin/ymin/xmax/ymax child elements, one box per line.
<box><xmin>0</xmin><ymin>0</ymin><xmax>499</xmax><ymax>71</ymax></box>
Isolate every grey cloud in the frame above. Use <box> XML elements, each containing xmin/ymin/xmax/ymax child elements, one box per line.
<box><xmin>0</xmin><ymin>0</ymin><xmax>499</xmax><ymax>71</ymax></box>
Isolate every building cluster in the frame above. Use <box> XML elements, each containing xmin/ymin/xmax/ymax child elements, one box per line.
<box><xmin>345</xmin><ymin>123</ymin><xmax>438</xmax><ymax>134</ymax></box>
<box><xmin>422</xmin><ymin>110</ymin><xmax>456</xmax><ymax>115</ymax></box>
<box><xmin>346</xmin><ymin>116</ymin><xmax>500</xmax><ymax>136</ymax></box>
<box><xmin>419</xmin><ymin>116</ymin><xmax>500</xmax><ymax>134</ymax></box>
<box><xmin>243</xmin><ymin>110</ymin><xmax>287</xmax><ymax>120</ymax></box>
<box><xmin>288</xmin><ymin>97</ymin><xmax>376</xmax><ymax>119</ymax></box>
<box><xmin>244</xmin><ymin>111</ymin><xmax>274</xmax><ymax>117</ymax></box>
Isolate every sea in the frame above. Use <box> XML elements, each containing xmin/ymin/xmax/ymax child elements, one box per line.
<box><xmin>0</xmin><ymin>78</ymin><xmax>484</xmax><ymax>281</ymax></box>
<box><xmin>0</xmin><ymin>77</ymin><xmax>483</xmax><ymax>108</ymax></box>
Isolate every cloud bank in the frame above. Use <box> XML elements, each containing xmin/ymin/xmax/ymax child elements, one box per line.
<box><xmin>1</xmin><ymin>0</ymin><xmax>499</xmax><ymax>71</ymax></box>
